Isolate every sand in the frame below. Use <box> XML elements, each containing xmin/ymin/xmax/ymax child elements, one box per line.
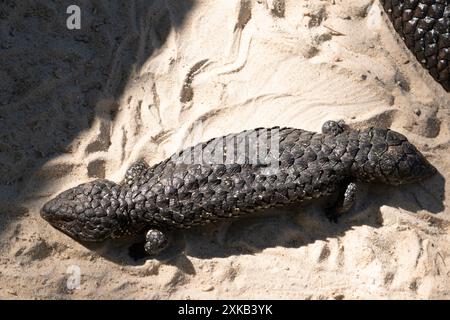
<box><xmin>0</xmin><ymin>0</ymin><xmax>449</xmax><ymax>299</ymax></box>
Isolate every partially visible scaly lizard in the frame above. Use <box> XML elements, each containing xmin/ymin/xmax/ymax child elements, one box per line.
<box><xmin>380</xmin><ymin>0</ymin><xmax>450</xmax><ymax>91</ymax></box>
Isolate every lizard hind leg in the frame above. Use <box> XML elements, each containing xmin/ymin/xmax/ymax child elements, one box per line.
<box><xmin>325</xmin><ymin>182</ymin><xmax>357</xmax><ymax>222</ymax></box>
<box><xmin>144</xmin><ymin>229</ymin><xmax>169</xmax><ymax>256</ymax></box>
<box><xmin>123</xmin><ymin>159</ymin><xmax>150</xmax><ymax>186</ymax></box>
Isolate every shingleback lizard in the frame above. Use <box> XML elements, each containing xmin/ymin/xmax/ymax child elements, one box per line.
<box><xmin>41</xmin><ymin>121</ymin><xmax>436</xmax><ymax>256</ymax></box>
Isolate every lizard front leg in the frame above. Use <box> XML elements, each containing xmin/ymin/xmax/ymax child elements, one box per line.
<box><xmin>144</xmin><ymin>229</ymin><xmax>169</xmax><ymax>256</ymax></box>
<box><xmin>326</xmin><ymin>182</ymin><xmax>357</xmax><ymax>222</ymax></box>
<box><xmin>123</xmin><ymin>159</ymin><xmax>150</xmax><ymax>186</ymax></box>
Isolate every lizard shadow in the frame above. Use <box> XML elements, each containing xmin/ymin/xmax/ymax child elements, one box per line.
<box><xmin>87</xmin><ymin>172</ymin><xmax>445</xmax><ymax>270</ymax></box>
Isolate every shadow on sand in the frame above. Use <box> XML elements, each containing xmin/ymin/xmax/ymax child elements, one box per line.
<box><xmin>0</xmin><ymin>0</ymin><xmax>194</xmax><ymax>235</ymax></box>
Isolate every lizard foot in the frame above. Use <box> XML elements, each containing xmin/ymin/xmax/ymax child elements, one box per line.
<box><xmin>144</xmin><ymin>229</ymin><xmax>169</xmax><ymax>256</ymax></box>
<box><xmin>123</xmin><ymin>159</ymin><xmax>150</xmax><ymax>186</ymax></box>
<box><xmin>321</xmin><ymin>120</ymin><xmax>347</xmax><ymax>136</ymax></box>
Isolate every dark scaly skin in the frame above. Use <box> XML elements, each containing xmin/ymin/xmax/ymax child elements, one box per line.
<box><xmin>380</xmin><ymin>0</ymin><xmax>450</xmax><ymax>91</ymax></box>
<box><xmin>41</xmin><ymin>121</ymin><xmax>436</xmax><ymax>255</ymax></box>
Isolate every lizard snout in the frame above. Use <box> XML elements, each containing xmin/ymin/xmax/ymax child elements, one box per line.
<box><xmin>41</xmin><ymin>179</ymin><xmax>125</xmax><ymax>242</ymax></box>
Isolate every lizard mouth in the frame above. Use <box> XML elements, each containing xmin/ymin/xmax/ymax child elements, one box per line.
<box><xmin>41</xmin><ymin>207</ymin><xmax>93</xmax><ymax>242</ymax></box>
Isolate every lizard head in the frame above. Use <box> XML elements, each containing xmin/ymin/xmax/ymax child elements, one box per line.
<box><xmin>353</xmin><ymin>128</ymin><xmax>436</xmax><ymax>185</ymax></box>
<box><xmin>41</xmin><ymin>179</ymin><xmax>126</xmax><ymax>242</ymax></box>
